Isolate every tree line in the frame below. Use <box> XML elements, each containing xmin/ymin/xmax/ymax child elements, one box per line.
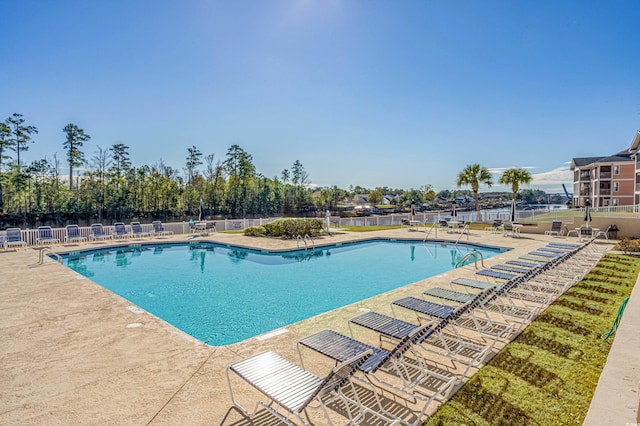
<box><xmin>0</xmin><ymin>113</ymin><xmax>536</xmax><ymax>228</ymax></box>
<box><xmin>0</xmin><ymin>113</ymin><xmax>338</xmax><ymax>227</ymax></box>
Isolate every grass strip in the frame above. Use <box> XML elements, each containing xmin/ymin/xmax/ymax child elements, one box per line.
<box><xmin>340</xmin><ymin>224</ymin><xmax>490</xmax><ymax>232</ymax></box>
<box><xmin>340</xmin><ymin>225</ymin><xmax>403</xmax><ymax>232</ymax></box>
<box><xmin>426</xmin><ymin>253</ymin><xmax>639</xmax><ymax>426</ymax></box>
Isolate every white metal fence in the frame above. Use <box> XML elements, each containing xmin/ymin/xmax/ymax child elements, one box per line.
<box><xmin>1</xmin><ymin>205</ymin><xmax>635</xmax><ymax>247</ymax></box>
<box><xmin>1</xmin><ymin>218</ymin><xmax>282</xmax><ymax>247</ymax></box>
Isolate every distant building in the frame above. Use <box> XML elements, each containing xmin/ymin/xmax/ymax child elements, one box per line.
<box><xmin>571</xmin><ymin>137</ymin><xmax>635</xmax><ymax>207</ymax></box>
<box><xmin>383</xmin><ymin>194</ymin><xmax>400</xmax><ymax>204</ymax></box>
<box><xmin>352</xmin><ymin>194</ymin><xmax>369</xmax><ymax>205</ymax></box>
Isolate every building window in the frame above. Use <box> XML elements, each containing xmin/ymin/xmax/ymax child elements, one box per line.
<box><xmin>614</xmin><ymin>165</ymin><xmax>620</xmax><ymax>175</ymax></box>
<box><xmin>614</xmin><ymin>182</ymin><xmax>619</xmax><ymax>192</ymax></box>
<box><xmin>613</xmin><ymin>199</ymin><xmax>618</xmax><ymax>206</ymax></box>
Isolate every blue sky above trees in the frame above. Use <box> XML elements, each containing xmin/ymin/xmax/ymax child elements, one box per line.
<box><xmin>2</xmin><ymin>0</ymin><xmax>639</xmax><ymax>192</ymax></box>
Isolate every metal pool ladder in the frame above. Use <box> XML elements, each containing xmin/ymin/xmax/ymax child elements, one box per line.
<box><xmin>455</xmin><ymin>249</ymin><xmax>484</xmax><ymax>269</ymax></box>
<box><xmin>296</xmin><ymin>234</ymin><xmax>315</xmax><ymax>251</ymax></box>
<box><xmin>38</xmin><ymin>247</ymin><xmax>62</xmax><ymax>265</ymax></box>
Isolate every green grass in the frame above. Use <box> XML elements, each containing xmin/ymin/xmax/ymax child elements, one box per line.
<box><xmin>339</xmin><ymin>223</ymin><xmax>494</xmax><ymax>232</ymax></box>
<box><xmin>527</xmin><ymin>209</ymin><xmax>636</xmax><ymax>223</ymax></box>
<box><xmin>426</xmin><ymin>253</ymin><xmax>639</xmax><ymax>426</ymax></box>
<box><xmin>339</xmin><ymin>225</ymin><xmax>402</xmax><ymax>232</ymax></box>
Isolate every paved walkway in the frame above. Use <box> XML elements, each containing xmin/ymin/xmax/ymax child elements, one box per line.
<box><xmin>0</xmin><ymin>228</ymin><xmax>626</xmax><ymax>424</ymax></box>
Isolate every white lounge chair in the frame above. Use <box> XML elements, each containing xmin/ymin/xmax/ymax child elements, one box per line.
<box><xmin>4</xmin><ymin>228</ymin><xmax>27</xmax><ymax>249</ymax></box>
<box><xmin>65</xmin><ymin>225</ymin><xmax>87</xmax><ymax>243</ymax></box>
<box><xmin>112</xmin><ymin>222</ymin><xmax>132</xmax><ymax>239</ymax></box>
<box><xmin>228</xmin><ymin>350</ymin><xmax>373</xmax><ymax>425</ymax></box>
<box><xmin>36</xmin><ymin>226</ymin><xmax>60</xmax><ymax>245</ymax></box>
<box><xmin>545</xmin><ymin>221</ymin><xmax>564</xmax><ymax>237</ymax></box>
<box><xmin>89</xmin><ymin>224</ymin><xmax>113</xmax><ymax>241</ymax></box>
<box><xmin>130</xmin><ymin>222</ymin><xmax>151</xmax><ymax>238</ymax></box>
<box><xmin>151</xmin><ymin>221</ymin><xmax>173</xmax><ymax>236</ymax></box>
<box><xmin>484</xmin><ymin>219</ymin><xmax>503</xmax><ymax>233</ymax></box>
<box><xmin>298</xmin><ymin>323</ymin><xmax>458</xmax><ymax>424</ymax></box>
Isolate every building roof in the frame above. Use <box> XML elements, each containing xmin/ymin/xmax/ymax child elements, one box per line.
<box><xmin>597</xmin><ymin>152</ymin><xmax>632</xmax><ymax>163</ymax></box>
<box><xmin>628</xmin><ymin>130</ymin><xmax>640</xmax><ymax>152</ymax></box>
<box><xmin>571</xmin><ymin>152</ymin><xmax>632</xmax><ymax>169</ymax></box>
<box><xmin>572</xmin><ymin>157</ymin><xmax>604</xmax><ymax>168</ymax></box>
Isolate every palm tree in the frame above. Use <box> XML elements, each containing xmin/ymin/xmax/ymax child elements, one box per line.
<box><xmin>500</xmin><ymin>167</ymin><xmax>532</xmax><ymax>209</ymax></box>
<box><xmin>456</xmin><ymin>164</ymin><xmax>493</xmax><ymax>221</ymax></box>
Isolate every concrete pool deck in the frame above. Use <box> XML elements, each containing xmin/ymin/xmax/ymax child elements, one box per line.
<box><xmin>0</xmin><ymin>228</ymin><xmax>631</xmax><ymax>424</ymax></box>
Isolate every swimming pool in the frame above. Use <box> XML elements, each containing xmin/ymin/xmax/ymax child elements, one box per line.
<box><xmin>61</xmin><ymin>239</ymin><xmax>506</xmax><ymax>345</ymax></box>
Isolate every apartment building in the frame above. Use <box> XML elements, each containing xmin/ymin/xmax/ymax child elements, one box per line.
<box><xmin>570</xmin><ymin>149</ymin><xmax>634</xmax><ymax>208</ymax></box>
<box><xmin>627</xmin><ymin>130</ymin><xmax>640</xmax><ymax>206</ymax></box>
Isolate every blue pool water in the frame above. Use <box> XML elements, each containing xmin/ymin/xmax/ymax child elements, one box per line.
<box><xmin>61</xmin><ymin>240</ymin><xmax>506</xmax><ymax>345</ymax></box>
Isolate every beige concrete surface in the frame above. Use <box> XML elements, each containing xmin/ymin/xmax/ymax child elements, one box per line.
<box><xmin>0</xmin><ymin>228</ymin><xmax>619</xmax><ymax>425</ymax></box>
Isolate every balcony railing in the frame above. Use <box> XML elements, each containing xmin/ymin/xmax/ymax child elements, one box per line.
<box><xmin>598</xmin><ymin>172</ymin><xmax>612</xmax><ymax>179</ymax></box>
<box><xmin>599</xmin><ymin>189</ymin><xmax>611</xmax><ymax>195</ymax></box>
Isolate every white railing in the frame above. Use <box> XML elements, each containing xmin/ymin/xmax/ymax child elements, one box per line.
<box><xmin>4</xmin><ymin>204</ymin><xmax>639</xmax><ymax>246</ymax></box>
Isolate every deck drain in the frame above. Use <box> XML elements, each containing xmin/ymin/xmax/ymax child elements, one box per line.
<box><xmin>126</xmin><ymin>323</ymin><xmax>142</xmax><ymax>329</ymax></box>
<box><xmin>127</xmin><ymin>306</ymin><xmax>144</xmax><ymax>314</ymax></box>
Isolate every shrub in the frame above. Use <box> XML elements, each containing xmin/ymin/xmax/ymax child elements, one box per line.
<box><xmin>263</xmin><ymin>220</ymin><xmax>284</xmax><ymax>237</ymax></box>
<box><xmin>243</xmin><ymin>226</ymin><xmax>266</xmax><ymax>237</ymax></box>
<box><xmin>615</xmin><ymin>238</ymin><xmax>640</xmax><ymax>254</ymax></box>
<box><xmin>262</xmin><ymin>218</ymin><xmax>324</xmax><ymax>239</ymax></box>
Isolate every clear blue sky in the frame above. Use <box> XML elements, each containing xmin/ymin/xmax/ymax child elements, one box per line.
<box><xmin>2</xmin><ymin>0</ymin><xmax>639</xmax><ymax>193</ymax></box>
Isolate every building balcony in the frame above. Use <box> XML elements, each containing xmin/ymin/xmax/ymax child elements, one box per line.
<box><xmin>598</xmin><ymin>172</ymin><xmax>612</xmax><ymax>179</ymax></box>
<box><xmin>599</xmin><ymin>189</ymin><xmax>611</xmax><ymax>195</ymax></box>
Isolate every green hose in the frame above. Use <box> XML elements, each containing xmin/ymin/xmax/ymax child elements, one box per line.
<box><xmin>601</xmin><ymin>296</ymin><xmax>630</xmax><ymax>341</ymax></box>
